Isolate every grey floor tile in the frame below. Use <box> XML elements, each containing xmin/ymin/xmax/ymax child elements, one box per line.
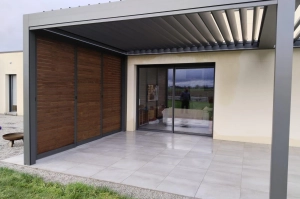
<box><xmin>156</xmin><ymin>176</ymin><xmax>200</xmax><ymax>197</ymax></box>
<box><xmin>288</xmin><ymin>173</ymin><xmax>300</xmax><ymax>184</ymax></box>
<box><xmin>243</xmin><ymin>148</ymin><xmax>271</xmax><ymax>159</ymax></box>
<box><xmin>288</xmin><ymin>157</ymin><xmax>300</xmax><ymax>175</ymax></box>
<box><xmin>213</xmin><ymin>155</ymin><xmax>243</xmax><ymax>165</ymax></box>
<box><xmin>240</xmin><ymin>189</ymin><xmax>269</xmax><ymax>199</ymax></box>
<box><xmin>288</xmin><ymin>181</ymin><xmax>300</xmax><ymax>198</ymax></box>
<box><xmin>243</xmin><ymin>158</ymin><xmax>271</xmax><ymax>171</ymax></box>
<box><xmin>185</xmin><ymin>151</ymin><xmax>215</xmax><ymax>159</ymax></box>
<box><xmin>202</xmin><ymin>170</ymin><xmax>241</xmax><ymax>187</ymax></box>
<box><xmin>178</xmin><ymin>157</ymin><xmax>212</xmax><ymax>169</ymax></box>
<box><xmin>195</xmin><ymin>182</ymin><xmax>240</xmax><ymax>199</ymax></box>
<box><xmin>85</xmin><ymin>155</ymin><xmax>122</xmax><ymax>167</ymax></box>
<box><xmin>244</xmin><ymin>143</ymin><xmax>271</xmax><ymax>149</ymax></box>
<box><xmin>138</xmin><ymin>162</ymin><xmax>175</xmax><ymax>177</ymax></box>
<box><xmin>151</xmin><ymin>155</ymin><xmax>182</xmax><ymax>165</ymax></box>
<box><xmin>191</xmin><ymin>145</ymin><xmax>217</xmax><ymax>154</ymax></box>
<box><xmin>122</xmin><ymin>171</ymin><xmax>165</xmax><ymax>189</ymax></box>
<box><xmin>216</xmin><ymin>149</ymin><xmax>244</xmax><ymax>158</ymax></box>
<box><xmin>33</xmin><ymin>160</ymin><xmax>79</xmax><ymax>172</ymax></box>
<box><xmin>111</xmin><ymin>159</ymin><xmax>147</xmax><ymax>171</ymax></box>
<box><xmin>242</xmin><ymin>167</ymin><xmax>270</xmax><ymax>179</ymax></box>
<box><xmin>99</xmin><ymin>149</ymin><xmax>127</xmax><ymax>158</ymax></box>
<box><xmin>124</xmin><ymin>153</ymin><xmax>156</xmax><ymax>162</ymax></box>
<box><xmin>160</xmin><ymin>149</ymin><xmax>190</xmax><ymax>158</ymax></box>
<box><xmin>218</xmin><ymin>143</ymin><xmax>244</xmax><ymax>151</ymax></box>
<box><xmin>63</xmin><ymin>163</ymin><xmax>106</xmax><ymax>177</ymax></box>
<box><xmin>208</xmin><ymin>161</ymin><xmax>242</xmax><ymax>175</ymax></box>
<box><xmin>168</xmin><ymin>166</ymin><xmax>206</xmax><ymax>183</ymax></box>
<box><xmin>63</xmin><ymin>152</ymin><xmax>99</xmax><ymax>163</ymax></box>
<box><xmin>91</xmin><ymin>167</ymin><xmax>134</xmax><ymax>183</ymax></box>
<box><xmin>241</xmin><ymin>169</ymin><xmax>270</xmax><ymax>192</ymax></box>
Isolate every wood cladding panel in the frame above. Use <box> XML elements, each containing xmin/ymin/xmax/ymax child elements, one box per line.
<box><xmin>102</xmin><ymin>54</ymin><xmax>122</xmax><ymax>134</ymax></box>
<box><xmin>36</xmin><ymin>34</ymin><xmax>123</xmax><ymax>154</ymax></box>
<box><xmin>36</xmin><ymin>36</ymin><xmax>75</xmax><ymax>154</ymax></box>
<box><xmin>77</xmin><ymin>47</ymin><xmax>101</xmax><ymax>142</ymax></box>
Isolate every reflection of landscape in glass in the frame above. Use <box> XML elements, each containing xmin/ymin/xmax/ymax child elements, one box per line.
<box><xmin>168</xmin><ymin>68</ymin><xmax>214</xmax><ymax>109</ymax></box>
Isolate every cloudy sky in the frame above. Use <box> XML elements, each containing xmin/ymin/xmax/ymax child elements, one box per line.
<box><xmin>168</xmin><ymin>69</ymin><xmax>215</xmax><ymax>88</ymax></box>
<box><xmin>0</xmin><ymin>0</ymin><xmax>118</xmax><ymax>52</ymax></box>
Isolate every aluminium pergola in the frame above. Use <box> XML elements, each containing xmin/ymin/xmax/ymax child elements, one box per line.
<box><xmin>23</xmin><ymin>0</ymin><xmax>299</xmax><ymax>198</ymax></box>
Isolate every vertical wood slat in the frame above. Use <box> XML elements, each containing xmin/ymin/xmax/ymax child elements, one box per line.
<box><xmin>102</xmin><ymin>54</ymin><xmax>122</xmax><ymax>134</ymax></box>
<box><xmin>36</xmin><ymin>36</ymin><xmax>75</xmax><ymax>154</ymax></box>
<box><xmin>36</xmin><ymin>34</ymin><xmax>123</xmax><ymax>155</ymax></box>
<box><xmin>77</xmin><ymin>47</ymin><xmax>101</xmax><ymax>141</ymax></box>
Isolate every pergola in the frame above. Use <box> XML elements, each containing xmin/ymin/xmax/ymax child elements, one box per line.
<box><xmin>23</xmin><ymin>0</ymin><xmax>299</xmax><ymax>198</ymax></box>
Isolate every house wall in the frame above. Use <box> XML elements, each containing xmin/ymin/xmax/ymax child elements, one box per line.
<box><xmin>0</xmin><ymin>51</ymin><xmax>23</xmax><ymax>115</ymax></box>
<box><xmin>127</xmin><ymin>49</ymin><xmax>300</xmax><ymax>147</ymax></box>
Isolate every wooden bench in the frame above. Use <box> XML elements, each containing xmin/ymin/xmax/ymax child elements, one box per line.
<box><xmin>2</xmin><ymin>132</ymin><xmax>24</xmax><ymax>147</ymax></box>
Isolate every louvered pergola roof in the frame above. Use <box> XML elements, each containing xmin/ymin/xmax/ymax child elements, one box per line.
<box><xmin>26</xmin><ymin>0</ymin><xmax>300</xmax><ymax>55</ymax></box>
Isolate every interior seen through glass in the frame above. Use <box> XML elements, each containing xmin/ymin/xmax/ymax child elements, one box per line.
<box><xmin>138</xmin><ymin>65</ymin><xmax>214</xmax><ymax>135</ymax></box>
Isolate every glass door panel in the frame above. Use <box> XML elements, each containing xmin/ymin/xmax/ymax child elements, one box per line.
<box><xmin>138</xmin><ymin>67</ymin><xmax>173</xmax><ymax>132</ymax></box>
<box><xmin>174</xmin><ymin>68</ymin><xmax>214</xmax><ymax>135</ymax></box>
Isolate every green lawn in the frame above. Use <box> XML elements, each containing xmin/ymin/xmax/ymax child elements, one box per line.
<box><xmin>0</xmin><ymin>167</ymin><xmax>132</xmax><ymax>199</ymax></box>
<box><xmin>168</xmin><ymin>100</ymin><xmax>211</xmax><ymax>110</ymax></box>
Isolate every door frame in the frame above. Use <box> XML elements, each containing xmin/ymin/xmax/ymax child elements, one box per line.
<box><xmin>136</xmin><ymin>63</ymin><xmax>216</xmax><ymax>137</ymax></box>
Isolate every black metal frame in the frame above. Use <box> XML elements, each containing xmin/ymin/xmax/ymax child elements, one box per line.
<box><xmin>8</xmin><ymin>75</ymin><xmax>13</xmax><ymax>112</ymax></box>
<box><xmin>136</xmin><ymin>63</ymin><xmax>215</xmax><ymax>137</ymax></box>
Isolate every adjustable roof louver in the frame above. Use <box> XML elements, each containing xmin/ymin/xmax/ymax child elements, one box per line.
<box><xmin>48</xmin><ymin>4</ymin><xmax>300</xmax><ymax>55</ymax></box>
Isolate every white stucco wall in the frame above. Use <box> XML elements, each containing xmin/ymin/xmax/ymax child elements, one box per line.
<box><xmin>0</xmin><ymin>51</ymin><xmax>23</xmax><ymax>115</ymax></box>
<box><xmin>127</xmin><ymin>49</ymin><xmax>300</xmax><ymax>147</ymax></box>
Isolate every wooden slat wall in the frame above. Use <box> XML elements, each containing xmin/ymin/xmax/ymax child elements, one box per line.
<box><xmin>77</xmin><ymin>47</ymin><xmax>101</xmax><ymax>141</ymax></box>
<box><xmin>36</xmin><ymin>36</ymin><xmax>75</xmax><ymax>154</ymax></box>
<box><xmin>103</xmin><ymin>54</ymin><xmax>122</xmax><ymax>134</ymax></box>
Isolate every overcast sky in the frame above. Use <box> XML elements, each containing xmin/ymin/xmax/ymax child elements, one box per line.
<box><xmin>0</xmin><ymin>0</ymin><xmax>118</xmax><ymax>52</ymax></box>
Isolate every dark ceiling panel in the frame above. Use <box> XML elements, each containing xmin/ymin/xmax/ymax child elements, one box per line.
<box><xmin>162</xmin><ymin>16</ymin><xmax>202</xmax><ymax>45</ymax></box>
<box><xmin>151</xmin><ymin>17</ymin><xmax>194</xmax><ymax>47</ymax></box>
<box><xmin>82</xmin><ymin>23</ymin><xmax>140</xmax><ymax>50</ymax></box>
<box><xmin>113</xmin><ymin>20</ymin><xmax>171</xmax><ymax>50</ymax></box>
<box><xmin>143</xmin><ymin>18</ymin><xmax>185</xmax><ymax>47</ymax></box>
<box><xmin>186</xmin><ymin>13</ymin><xmax>216</xmax><ymax>46</ymax></box>
<box><xmin>131</xmin><ymin>19</ymin><xmax>180</xmax><ymax>49</ymax></box>
<box><xmin>59</xmin><ymin>25</ymin><xmax>130</xmax><ymax>51</ymax></box>
<box><xmin>174</xmin><ymin>15</ymin><xmax>208</xmax><ymax>46</ymax></box>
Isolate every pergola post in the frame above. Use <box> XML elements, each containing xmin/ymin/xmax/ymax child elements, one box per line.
<box><xmin>23</xmin><ymin>15</ymin><xmax>37</xmax><ymax>165</ymax></box>
<box><xmin>269</xmin><ymin>0</ymin><xmax>295</xmax><ymax>198</ymax></box>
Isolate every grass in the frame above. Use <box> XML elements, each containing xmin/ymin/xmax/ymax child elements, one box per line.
<box><xmin>168</xmin><ymin>100</ymin><xmax>211</xmax><ymax>110</ymax></box>
<box><xmin>0</xmin><ymin>167</ymin><xmax>132</xmax><ymax>199</ymax></box>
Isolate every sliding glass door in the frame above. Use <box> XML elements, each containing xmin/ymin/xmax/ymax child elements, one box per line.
<box><xmin>137</xmin><ymin>67</ymin><xmax>173</xmax><ymax>132</ymax></box>
<box><xmin>137</xmin><ymin>64</ymin><xmax>214</xmax><ymax>136</ymax></box>
<box><xmin>173</xmin><ymin>68</ymin><xmax>214</xmax><ymax>135</ymax></box>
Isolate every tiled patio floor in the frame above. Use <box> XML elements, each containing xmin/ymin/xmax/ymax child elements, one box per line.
<box><xmin>3</xmin><ymin>131</ymin><xmax>300</xmax><ymax>199</ymax></box>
